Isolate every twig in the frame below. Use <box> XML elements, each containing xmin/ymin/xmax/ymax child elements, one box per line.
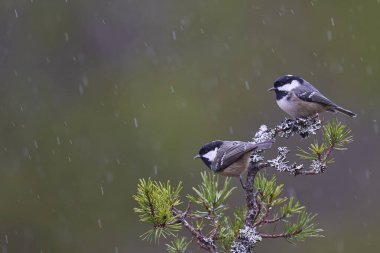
<box><xmin>209</xmin><ymin>219</ymin><xmax>220</xmax><ymax>240</ymax></box>
<box><xmin>182</xmin><ymin>202</ymin><xmax>191</xmax><ymax>218</ymax></box>
<box><xmin>323</xmin><ymin>144</ymin><xmax>334</xmax><ymax>161</ymax></box>
<box><xmin>171</xmin><ymin>203</ymin><xmax>217</xmax><ymax>252</ymax></box>
<box><xmin>262</xmin><ymin>216</ymin><xmax>283</xmax><ymax>224</ymax></box>
<box><xmin>240</xmin><ymin>175</ymin><xmax>247</xmax><ymax>190</ymax></box>
<box><xmin>295</xmin><ymin>170</ymin><xmax>321</xmax><ymax>176</ymax></box>
<box><xmin>172</xmin><ymin>205</ymin><xmax>197</xmax><ymax>220</ymax></box>
<box><xmin>181</xmin><ymin>217</ymin><xmax>217</xmax><ymax>253</ymax></box>
<box><xmin>254</xmin><ymin>202</ymin><xmax>272</xmax><ymax>227</ymax></box>
<box><xmin>261</xmin><ymin>229</ymin><xmax>302</xmax><ymax>239</ymax></box>
<box><xmin>145</xmin><ymin>191</ymin><xmax>155</xmax><ymax>218</ymax></box>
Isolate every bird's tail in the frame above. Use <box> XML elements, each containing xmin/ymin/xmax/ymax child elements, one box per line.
<box><xmin>254</xmin><ymin>140</ymin><xmax>274</xmax><ymax>150</ymax></box>
<box><xmin>335</xmin><ymin>106</ymin><xmax>357</xmax><ymax>118</ymax></box>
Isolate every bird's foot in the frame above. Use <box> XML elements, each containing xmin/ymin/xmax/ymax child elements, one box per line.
<box><xmin>239</xmin><ymin>175</ymin><xmax>247</xmax><ymax>190</ymax></box>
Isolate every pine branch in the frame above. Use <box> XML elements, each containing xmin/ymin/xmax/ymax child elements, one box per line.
<box><xmin>294</xmin><ymin>119</ymin><xmax>353</xmax><ymax>176</ymax></box>
<box><xmin>134</xmin><ymin>117</ymin><xmax>351</xmax><ymax>253</ymax></box>
<box><xmin>170</xmin><ymin>202</ymin><xmax>218</xmax><ymax>252</ymax></box>
<box><xmin>181</xmin><ymin>217</ymin><xmax>217</xmax><ymax>252</ymax></box>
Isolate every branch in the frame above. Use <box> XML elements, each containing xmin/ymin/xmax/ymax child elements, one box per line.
<box><xmin>229</xmin><ymin>160</ymin><xmax>264</xmax><ymax>253</ymax></box>
<box><xmin>261</xmin><ymin>216</ymin><xmax>284</xmax><ymax>224</ymax></box>
<box><xmin>251</xmin><ymin>190</ymin><xmax>263</xmax><ymax>225</ymax></box>
<box><xmin>324</xmin><ymin>145</ymin><xmax>334</xmax><ymax>161</ymax></box>
<box><xmin>261</xmin><ymin>229</ymin><xmax>302</xmax><ymax>239</ymax></box>
<box><xmin>181</xmin><ymin>218</ymin><xmax>217</xmax><ymax>253</ymax></box>
<box><xmin>254</xmin><ymin>203</ymin><xmax>273</xmax><ymax>227</ymax></box>
<box><xmin>252</xmin><ymin>116</ymin><xmax>321</xmax><ymax>144</ymax></box>
<box><xmin>254</xmin><ymin>117</ymin><xmax>325</xmax><ymax>176</ymax></box>
<box><xmin>268</xmin><ymin>146</ymin><xmax>304</xmax><ymax>175</ymax></box>
<box><xmin>181</xmin><ymin>219</ymin><xmax>217</xmax><ymax>253</ymax></box>
<box><xmin>172</xmin><ymin>203</ymin><xmax>217</xmax><ymax>253</ymax></box>
<box><xmin>244</xmin><ymin>162</ymin><xmax>261</xmax><ymax>226</ymax></box>
<box><xmin>294</xmin><ymin>119</ymin><xmax>353</xmax><ymax>176</ymax></box>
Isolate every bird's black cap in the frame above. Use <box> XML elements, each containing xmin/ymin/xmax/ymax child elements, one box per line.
<box><xmin>273</xmin><ymin>75</ymin><xmax>304</xmax><ymax>88</ymax></box>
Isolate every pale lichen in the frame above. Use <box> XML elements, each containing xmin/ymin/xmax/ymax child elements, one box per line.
<box><xmin>230</xmin><ymin>226</ymin><xmax>262</xmax><ymax>253</ymax></box>
<box><xmin>267</xmin><ymin>147</ymin><xmax>304</xmax><ymax>174</ymax></box>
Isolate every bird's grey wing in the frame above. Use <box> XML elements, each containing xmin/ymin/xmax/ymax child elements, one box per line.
<box><xmin>294</xmin><ymin>85</ymin><xmax>338</xmax><ymax>107</ymax></box>
<box><xmin>211</xmin><ymin>142</ymin><xmax>257</xmax><ymax>172</ymax></box>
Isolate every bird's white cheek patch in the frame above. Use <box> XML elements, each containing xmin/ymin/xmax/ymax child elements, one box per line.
<box><xmin>203</xmin><ymin>148</ymin><xmax>218</xmax><ymax>162</ymax></box>
<box><xmin>277</xmin><ymin>80</ymin><xmax>301</xmax><ymax>92</ymax></box>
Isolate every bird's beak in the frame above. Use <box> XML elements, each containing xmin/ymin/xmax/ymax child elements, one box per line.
<box><xmin>268</xmin><ymin>87</ymin><xmax>275</xmax><ymax>91</ymax></box>
<box><xmin>194</xmin><ymin>154</ymin><xmax>201</xmax><ymax>159</ymax></box>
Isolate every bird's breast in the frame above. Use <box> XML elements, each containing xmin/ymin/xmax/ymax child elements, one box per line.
<box><xmin>277</xmin><ymin>93</ymin><xmax>325</xmax><ymax>118</ymax></box>
<box><xmin>217</xmin><ymin>152</ymin><xmax>252</xmax><ymax>177</ymax></box>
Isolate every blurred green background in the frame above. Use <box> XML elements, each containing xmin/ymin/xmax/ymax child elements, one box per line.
<box><xmin>0</xmin><ymin>0</ymin><xmax>379</xmax><ymax>252</ymax></box>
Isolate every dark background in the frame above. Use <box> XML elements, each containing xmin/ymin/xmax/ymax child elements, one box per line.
<box><xmin>0</xmin><ymin>0</ymin><xmax>379</xmax><ymax>252</ymax></box>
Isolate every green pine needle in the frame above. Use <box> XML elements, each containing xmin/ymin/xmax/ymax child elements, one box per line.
<box><xmin>323</xmin><ymin>119</ymin><xmax>353</xmax><ymax>150</ymax></box>
<box><xmin>280</xmin><ymin>197</ymin><xmax>304</xmax><ymax>218</ymax></box>
<box><xmin>285</xmin><ymin>210</ymin><xmax>324</xmax><ymax>243</ymax></box>
<box><xmin>297</xmin><ymin>119</ymin><xmax>353</xmax><ymax>162</ymax></box>
<box><xmin>166</xmin><ymin>237</ymin><xmax>191</xmax><ymax>253</ymax></box>
<box><xmin>133</xmin><ymin>178</ymin><xmax>183</xmax><ymax>242</ymax></box>
<box><xmin>297</xmin><ymin>142</ymin><xmax>326</xmax><ymax>160</ymax></box>
<box><xmin>254</xmin><ymin>174</ymin><xmax>285</xmax><ymax>206</ymax></box>
<box><xmin>187</xmin><ymin>172</ymin><xmax>236</xmax><ymax>217</ymax></box>
<box><xmin>253</xmin><ymin>174</ymin><xmax>323</xmax><ymax>244</ymax></box>
<box><xmin>219</xmin><ymin>207</ymin><xmax>246</xmax><ymax>252</ymax></box>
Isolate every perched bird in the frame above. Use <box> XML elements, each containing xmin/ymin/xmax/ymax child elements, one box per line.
<box><xmin>194</xmin><ymin>140</ymin><xmax>273</xmax><ymax>177</ymax></box>
<box><xmin>268</xmin><ymin>75</ymin><xmax>356</xmax><ymax>118</ymax></box>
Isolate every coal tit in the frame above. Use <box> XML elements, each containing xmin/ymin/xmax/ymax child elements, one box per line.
<box><xmin>194</xmin><ymin>140</ymin><xmax>273</xmax><ymax>177</ymax></box>
<box><xmin>268</xmin><ymin>75</ymin><xmax>356</xmax><ymax>118</ymax></box>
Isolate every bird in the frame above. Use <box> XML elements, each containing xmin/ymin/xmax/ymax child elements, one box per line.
<box><xmin>268</xmin><ymin>75</ymin><xmax>356</xmax><ymax>118</ymax></box>
<box><xmin>194</xmin><ymin>140</ymin><xmax>273</xmax><ymax>177</ymax></box>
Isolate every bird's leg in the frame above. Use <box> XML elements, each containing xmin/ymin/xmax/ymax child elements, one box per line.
<box><xmin>239</xmin><ymin>174</ymin><xmax>247</xmax><ymax>190</ymax></box>
<box><xmin>313</xmin><ymin>113</ymin><xmax>321</xmax><ymax>123</ymax></box>
<box><xmin>289</xmin><ymin>117</ymin><xmax>298</xmax><ymax>131</ymax></box>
